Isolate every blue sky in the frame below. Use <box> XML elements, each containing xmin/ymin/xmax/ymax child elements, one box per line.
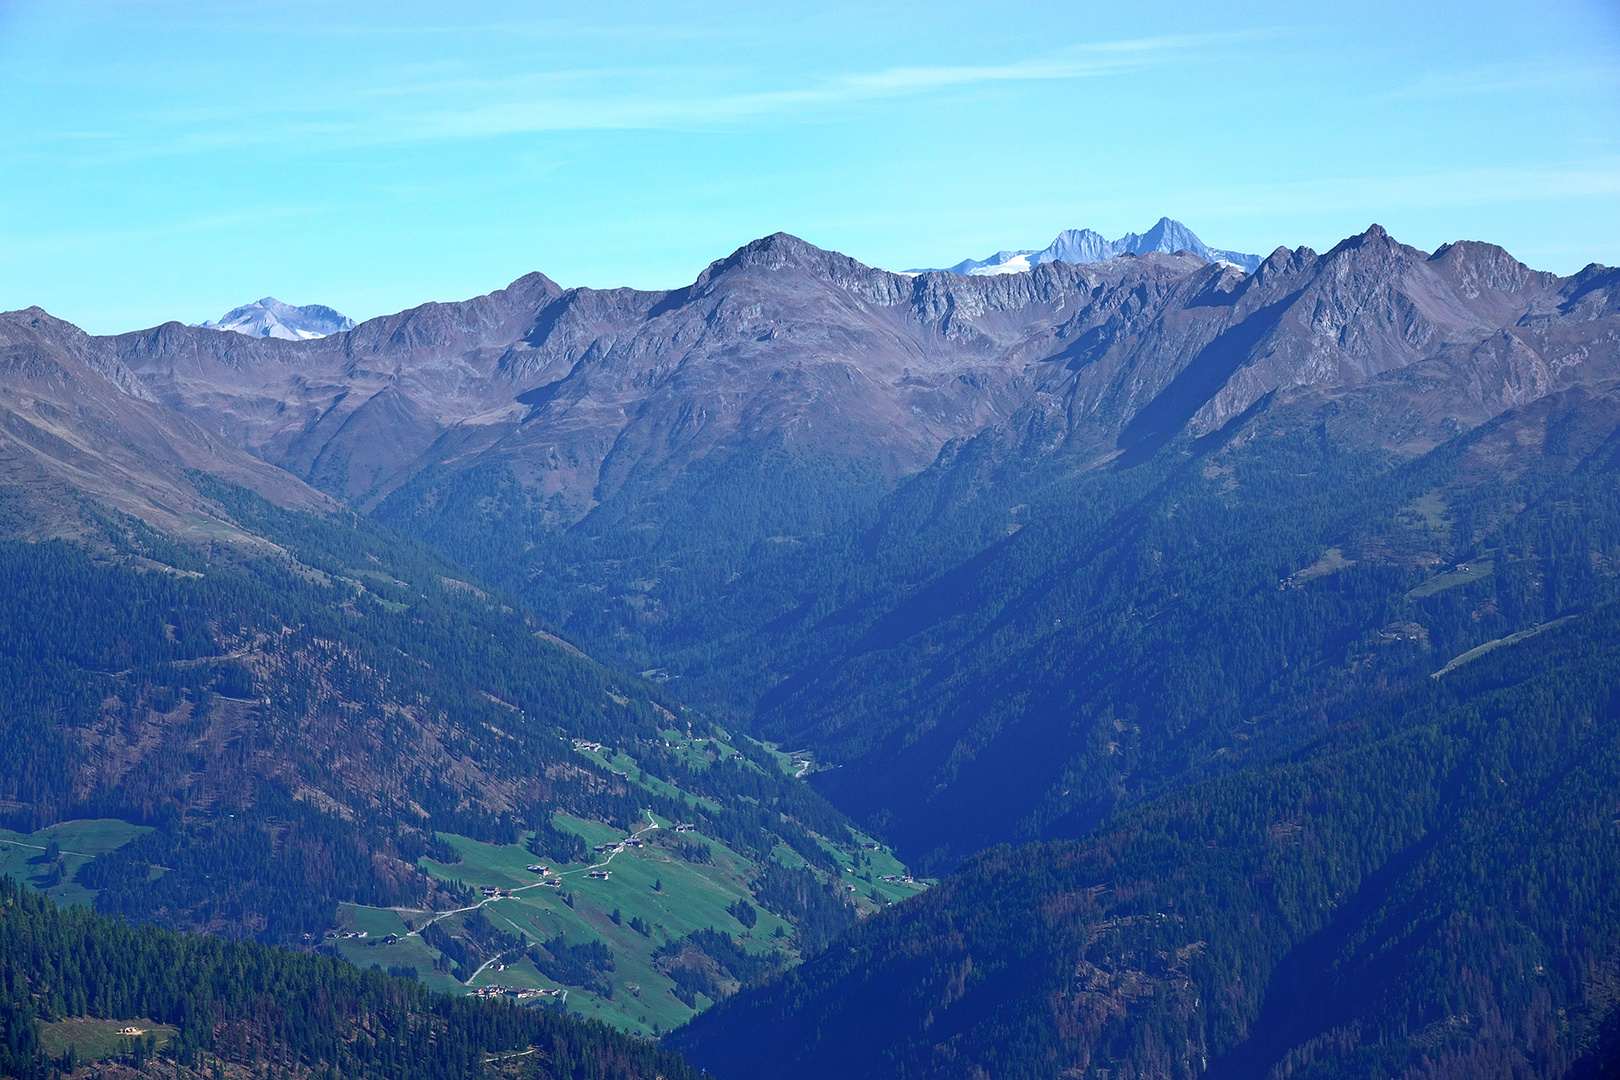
<box><xmin>1</xmin><ymin>0</ymin><xmax>1617</xmax><ymax>333</ymax></box>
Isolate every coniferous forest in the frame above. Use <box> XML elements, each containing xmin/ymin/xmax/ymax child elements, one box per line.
<box><xmin>0</xmin><ymin>877</ymin><xmax>696</xmax><ymax>1080</ymax></box>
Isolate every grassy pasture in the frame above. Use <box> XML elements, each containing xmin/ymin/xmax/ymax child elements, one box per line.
<box><xmin>331</xmin><ymin>735</ymin><xmax>922</xmax><ymax>1037</ymax></box>
<box><xmin>1406</xmin><ymin>558</ymin><xmax>1495</xmax><ymax>598</ymax></box>
<box><xmin>37</xmin><ymin>1018</ymin><xmax>175</xmax><ymax>1062</ymax></box>
<box><xmin>0</xmin><ymin>819</ymin><xmax>151</xmax><ymax>908</ymax></box>
<box><xmin>343</xmin><ymin>810</ymin><xmax>800</xmax><ymax>1036</ymax></box>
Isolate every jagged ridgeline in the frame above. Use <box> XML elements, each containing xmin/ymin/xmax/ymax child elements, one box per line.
<box><xmin>0</xmin><ymin>475</ymin><xmax>897</xmax><ymax>1032</ymax></box>
<box><xmin>0</xmin><ymin>878</ymin><xmax>698</xmax><ymax>1080</ymax></box>
<box><xmin>671</xmin><ymin>596</ymin><xmax>1620</xmax><ymax>1080</ymax></box>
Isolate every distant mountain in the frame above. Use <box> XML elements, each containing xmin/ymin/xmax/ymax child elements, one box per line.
<box><xmin>199</xmin><ymin>295</ymin><xmax>354</xmax><ymax>339</ymax></box>
<box><xmin>911</xmin><ymin>216</ymin><xmax>1264</xmax><ymax>275</ymax></box>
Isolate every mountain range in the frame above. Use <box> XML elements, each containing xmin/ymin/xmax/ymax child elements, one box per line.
<box><xmin>2</xmin><ymin>223</ymin><xmax>1619</xmax><ymax>1078</ymax></box>
<box><xmin>199</xmin><ymin>296</ymin><xmax>355</xmax><ymax>340</ymax></box>
<box><xmin>910</xmin><ymin>216</ymin><xmax>1264</xmax><ymax>275</ymax></box>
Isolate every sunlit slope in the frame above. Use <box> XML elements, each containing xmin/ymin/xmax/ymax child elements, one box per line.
<box><xmin>329</xmin><ymin>741</ymin><xmax>926</xmax><ymax>1037</ymax></box>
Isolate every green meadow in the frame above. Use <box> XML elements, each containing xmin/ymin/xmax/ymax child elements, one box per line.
<box><xmin>335</xmin><ymin>809</ymin><xmax>854</xmax><ymax>1036</ymax></box>
<box><xmin>2</xmin><ymin>754</ymin><xmax>919</xmax><ymax>1039</ymax></box>
<box><xmin>37</xmin><ymin>1018</ymin><xmax>176</xmax><ymax>1062</ymax></box>
<box><xmin>0</xmin><ymin>819</ymin><xmax>151</xmax><ymax>909</ymax></box>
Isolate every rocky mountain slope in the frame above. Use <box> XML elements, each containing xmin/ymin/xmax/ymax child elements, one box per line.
<box><xmin>0</xmin><ymin>306</ymin><xmax>332</xmax><ymax>545</ymax></box>
<box><xmin>912</xmin><ymin>217</ymin><xmax>1264</xmax><ymax>275</ymax></box>
<box><xmin>100</xmin><ymin>226</ymin><xmax>1609</xmax><ymax>517</ymax></box>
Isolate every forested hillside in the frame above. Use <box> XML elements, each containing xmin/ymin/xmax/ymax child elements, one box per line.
<box><xmin>0</xmin><ymin>291</ymin><xmax>897</xmax><ymax>1032</ymax></box>
<box><xmin>0</xmin><ymin>877</ymin><xmax>697</xmax><ymax>1080</ymax></box>
<box><xmin>755</xmin><ymin>379</ymin><xmax>1620</xmax><ymax>869</ymax></box>
<box><xmin>0</xmin><ymin>482</ymin><xmax>893</xmax><ymax>1023</ymax></box>
<box><xmin>672</xmin><ymin>595</ymin><xmax>1620</xmax><ymax>1079</ymax></box>
<box><xmin>0</xmin><ymin>481</ymin><xmax>677</xmax><ymax>936</ymax></box>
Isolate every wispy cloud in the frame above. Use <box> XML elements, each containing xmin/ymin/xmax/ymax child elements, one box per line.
<box><xmin>1178</xmin><ymin>160</ymin><xmax>1620</xmax><ymax>216</ymax></box>
<box><xmin>10</xmin><ymin>30</ymin><xmax>1273</xmax><ymax>164</ymax></box>
<box><xmin>1374</xmin><ymin>59</ymin><xmax>1620</xmax><ymax>102</ymax></box>
<box><xmin>0</xmin><ymin>202</ymin><xmax>327</xmax><ymax>260</ymax></box>
<box><xmin>403</xmin><ymin>31</ymin><xmax>1272</xmax><ymax>138</ymax></box>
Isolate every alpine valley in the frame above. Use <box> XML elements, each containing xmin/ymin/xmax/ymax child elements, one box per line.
<box><xmin>2</xmin><ymin>221</ymin><xmax>1619</xmax><ymax>1080</ymax></box>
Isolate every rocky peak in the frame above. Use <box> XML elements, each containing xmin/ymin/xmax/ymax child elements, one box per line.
<box><xmin>1118</xmin><ymin>216</ymin><xmax>1201</xmax><ymax>255</ymax></box>
<box><xmin>1</xmin><ymin>306</ymin><xmax>157</xmax><ymax>401</ymax></box>
<box><xmin>1323</xmin><ymin>223</ymin><xmax>1409</xmax><ymax>260</ymax></box>
<box><xmin>1041</xmin><ymin>228</ymin><xmax>1113</xmax><ymax>264</ymax></box>
<box><xmin>698</xmin><ymin>232</ymin><xmax>865</xmax><ymax>282</ymax></box>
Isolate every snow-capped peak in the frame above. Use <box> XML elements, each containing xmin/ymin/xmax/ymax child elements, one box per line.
<box><xmin>198</xmin><ymin>297</ymin><xmax>355</xmax><ymax>340</ymax></box>
<box><xmin>909</xmin><ymin>219</ymin><xmax>1263</xmax><ymax>276</ymax></box>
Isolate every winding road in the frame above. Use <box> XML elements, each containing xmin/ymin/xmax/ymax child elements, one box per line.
<box><xmin>395</xmin><ymin>810</ymin><xmax>663</xmax><ymax>988</ymax></box>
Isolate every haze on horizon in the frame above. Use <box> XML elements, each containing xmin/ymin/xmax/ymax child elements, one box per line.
<box><xmin>0</xmin><ymin>0</ymin><xmax>1616</xmax><ymax>334</ymax></box>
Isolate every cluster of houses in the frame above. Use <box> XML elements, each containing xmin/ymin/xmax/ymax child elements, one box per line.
<box><xmin>879</xmin><ymin>874</ymin><xmax>919</xmax><ymax>885</ymax></box>
<box><xmin>674</xmin><ymin>823</ymin><xmax>697</xmax><ymax>833</ymax></box>
<box><xmin>593</xmin><ymin>835</ymin><xmax>646</xmax><ymax>855</ymax></box>
<box><xmin>572</xmin><ymin>739</ymin><xmax>604</xmax><ymax>753</ymax></box>
<box><xmin>471</xmin><ymin>867</ymin><xmax>564</xmax><ymax>900</ymax></box>
<box><xmin>469</xmin><ymin>985</ymin><xmax>565</xmax><ymax>1000</ymax></box>
<box><xmin>326</xmin><ymin>928</ymin><xmax>405</xmax><ymax>946</ymax></box>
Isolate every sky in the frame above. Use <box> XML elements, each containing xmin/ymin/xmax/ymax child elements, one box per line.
<box><xmin>1</xmin><ymin>0</ymin><xmax>1617</xmax><ymax>334</ymax></box>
